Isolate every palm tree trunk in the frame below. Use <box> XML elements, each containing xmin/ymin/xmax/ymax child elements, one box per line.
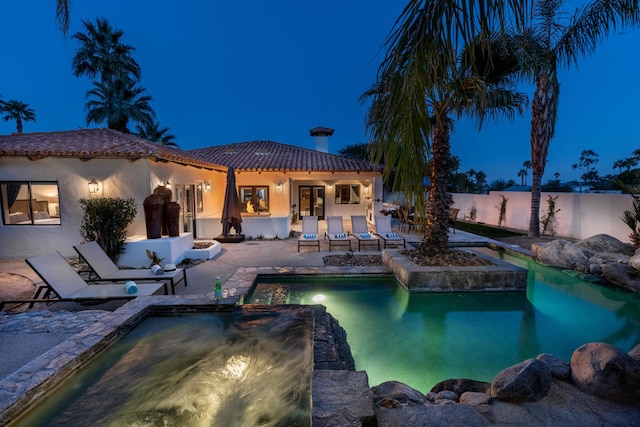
<box><xmin>16</xmin><ymin>118</ymin><xmax>22</xmax><ymax>134</ymax></box>
<box><xmin>528</xmin><ymin>69</ymin><xmax>559</xmax><ymax>237</ymax></box>
<box><xmin>420</xmin><ymin>119</ymin><xmax>452</xmax><ymax>255</ymax></box>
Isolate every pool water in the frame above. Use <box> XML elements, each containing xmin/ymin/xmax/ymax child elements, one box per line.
<box><xmin>13</xmin><ymin>311</ymin><xmax>313</xmax><ymax>427</ymax></box>
<box><xmin>247</xmin><ymin>250</ymin><xmax>640</xmax><ymax>391</ymax></box>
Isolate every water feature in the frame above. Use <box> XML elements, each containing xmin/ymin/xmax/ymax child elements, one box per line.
<box><xmin>13</xmin><ymin>310</ymin><xmax>313</xmax><ymax>427</ymax></box>
<box><xmin>246</xmin><ymin>249</ymin><xmax>640</xmax><ymax>391</ymax></box>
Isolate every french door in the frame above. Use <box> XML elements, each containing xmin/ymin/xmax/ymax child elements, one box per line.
<box><xmin>175</xmin><ymin>184</ymin><xmax>196</xmax><ymax>236</ymax></box>
<box><xmin>299</xmin><ymin>186</ymin><xmax>325</xmax><ymax>220</ymax></box>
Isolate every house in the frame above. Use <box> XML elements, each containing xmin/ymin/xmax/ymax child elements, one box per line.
<box><xmin>0</xmin><ymin>127</ymin><xmax>382</xmax><ymax>263</ymax></box>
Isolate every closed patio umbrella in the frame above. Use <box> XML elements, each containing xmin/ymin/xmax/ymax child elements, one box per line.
<box><xmin>221</xmin><ymin>167</ymin><xmax>242</xmax><ymax>236</ymax></box>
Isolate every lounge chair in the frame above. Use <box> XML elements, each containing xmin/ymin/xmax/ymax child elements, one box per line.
<box><xmin>324</xmin><ymin>216</ymin><xmax>351</xmax><ymax>252</ymax></box>
<box><xmin>0</xmin><ymin>252</ymin><xmax>167</xmax><ymax>310</ymax></box>
<box><xmin>374</xmin><ymin>215</ymin><xmax>406</xmax><ymax>249</ymax></box>
<box><xmin>349</xmin><ymin>215</ymin><xmax>380</xmax><ymax>251</ymax></box>
<box><xmin>74</xmin><ymin>241</ymin><xmax>187</xmax><ymax>295</ymax></box>
<box><xmin>298</xmin><ymin>216</ymin><xmax>320</xmax><ymax>252</ymax></box>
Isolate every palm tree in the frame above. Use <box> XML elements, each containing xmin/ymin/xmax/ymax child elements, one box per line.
<box><xmin>85</xmin><ymin>78</ymin><xmax>155</xmax><ymax>133</ymax></box>
<box><xmin>521</xmin><ymin>0</ymin><xmax>640</xmax><ymax>237</ymax></box>
<box><xmin>55</xmin><ymin>0</ymin><xmax>70</xmax><ymax>33</ymax></box>
<box><xmin>518</xmin><ymin>169</ymin><xmax>527</xmax><ymax>185</ymax></box>
<box><xmin>2</xmin><ymin>100</ymin><xmax>36</xmax><ymax>133</ymax></box>
<box><xmin>614</xmin><ymin>159</ymin><xmax>626</xmax><ymax>174</ymax></box>
<box><xmin>135</xmin><ymin>120</ymin><xmax>178</xmax><ymax>147</ymax></box>
<box><xmin>72</xmin><ymin>18</ymin><xmax>141</xmax><ymax>83</ymax></box>
<box><xmin>364</xmin><ymin>32</ymin><xmax>527</xmax><ymax>255</ymax></box>
<box><xmin>522</xmin><ymin>160</ymin><xmax>532</xmax><ymax>185</ymax></box>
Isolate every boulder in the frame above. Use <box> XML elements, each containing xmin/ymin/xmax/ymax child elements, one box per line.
<box><xmin>536</xmin><ymin>353</ymin><xmax>571</xmax><ymax>381</ymax></box>
<box><xmin>575</xmin><ymin>234</ymin><xmax>635</xmax><ymax>256</ymax></box>
<box><xmin>531</xmin><ymin>240</ymin><xmax>589</xmax><ymax>269</ymax></box>
<box><xmin>570</xmin><ymin>342</ymin><xmax>640</xmax><ymax>404</ymax></box>
<box><xmin>491</xmin><ymin>358</ymin><xmax>552</xmax><ymax>402</ymax></box>
<box><xmin>431</xmin><ymin>378</ymin><xmax>490</xmax><ymax>395</ymax></box>
<box><xmin>372</xmin><ymin>381</ymin><xmax>427</xmax><ymax>406</ymax></box>
<box><xmin>459</xmin><ymin>391</ymin><xmax>491</xmax><ymax>406</ymax></box>
<box><xmin>630</xmin><ymin>254</ymin><xmax>640</xmax><ymax>273</ymax></box>
<box><xmin>629</xmin><ymin>344</ymin><xmax>640</xmax><ymax>362</ymax></box>
<box><xmin>436</xmin><ymin>390</ymin><xmax>459</xmax><ymax>402</ymax></box>
<box><xmin>601</xmin><ymin>262</ymin><xmax>640</xmax><ymax>292</ymax></box>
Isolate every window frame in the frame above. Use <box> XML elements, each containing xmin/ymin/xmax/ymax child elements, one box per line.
<box><xmin>239</xmin><ymin>185</ymin><xmax>270</xmax><ymax>213</ymax></box>
<box><xmin>1</xmin><ymin>181</ymin><xmax>61</xmax><ymax>226</ymax></box>
<box><xmin>334</xmin><ymin>184</ymin><xmax>361</xmax><ymax>205</ymax></box>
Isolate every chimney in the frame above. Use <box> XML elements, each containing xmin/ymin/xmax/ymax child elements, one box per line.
<box><xmin>309</xmin><ymin>126</ymin><xmax>334</xmax><ymax>153</ymax></box>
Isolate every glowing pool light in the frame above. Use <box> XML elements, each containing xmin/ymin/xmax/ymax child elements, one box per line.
<box><xmin>312</xmin><ymin>294</ymin><xmax>325</xmax><ymax>303</ymax></box>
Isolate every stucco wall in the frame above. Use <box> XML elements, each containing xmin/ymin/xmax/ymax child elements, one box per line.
<box><xmin>452</xmin><ymin>192</ymin><xmax>635</xmax><ymax>243</ymax></box>
<box><xmin>0</xmin><ymin>158</ymin><xmax>223</xmax><ymax>259</ymax></box>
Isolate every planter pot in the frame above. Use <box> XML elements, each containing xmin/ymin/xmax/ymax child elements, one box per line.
<box><xmin>165</xmin><ymin>202</ymin><xmax>180</xmax><ymax>237</ymax></box>
<box><xmin>143</xmin><ymin>194</ymin><xmax>165</xmax><ymax>239</ymax></box>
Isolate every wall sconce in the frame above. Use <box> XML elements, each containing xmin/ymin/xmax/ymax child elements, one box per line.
<box><xmin>204</xmin><ymin>182</ymin><xmax>211</xmax><ymax>191</ymax></box>
<box><xmin>364</xmin><ymin>186</ymin><xmax>370</xmax><ymax>194</ymax></box>
<box><xmin>88</xmin><ymin>179</ymin><xmax>100</xmax><ymax>193</ymax></box>
<box><xmin>276</xmin><ymin>182</ymin><xmax>283</xmax><ymax>192</ymax></box>
<box><xmin>162</xmin><ymin>180</ymin><xmax>171</xmax><ymax>187</ymax></box>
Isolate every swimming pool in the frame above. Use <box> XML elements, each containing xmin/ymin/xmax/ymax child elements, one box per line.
<box><xmin>246</xmin><ymin>250</ymin><xmax>640</xmax><ymax>391</ymax></box>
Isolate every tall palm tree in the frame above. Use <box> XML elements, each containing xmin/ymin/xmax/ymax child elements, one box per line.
<box><xmin>72</xmin><ymin>18</ymin><xmax>141</xmax><ymax>83</ymax></box>
<box><xmin>85</xmin><ymin>78</ymin><xmax>155</xmax><ymax>133</ymax></box>
<box><xmin>135</xmin><ymin>120</ymin><xmax>178</xmax><ymax>147</ymax></box>
<box><xmin>522</xmin><ymin>0</ymin><xmax>640</xmax><ymax>237</ymax></box>
<box><xmin>365</xmin><ymin>32</ymin><xmax>527</xmax><ymax>255</ymax></box>
<box><xmin>2</xmin><ymin>100</ymin><xmax>36</xmax><ymax>133</ymax></box>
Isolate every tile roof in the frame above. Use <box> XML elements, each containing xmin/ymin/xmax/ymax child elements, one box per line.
<box><xmin>189</xmin><ymin>140</ymin><xmax>376</xmax><ymax>173</ymax></box>
<box><xmin>0</xmin><ymin>128</ymin><xmax>226</xmax><ymax>171</ymax></box>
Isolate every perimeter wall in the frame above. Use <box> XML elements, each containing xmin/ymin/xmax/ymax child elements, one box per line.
<box><xmin>452</xmin><ymin>192</ymin><xmax>635</xmax><ymax>243</ymax></box>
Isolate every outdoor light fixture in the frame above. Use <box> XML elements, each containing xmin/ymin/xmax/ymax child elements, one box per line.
<box><xmin>276</xmin><ymin>182</ymin><xmax>283</xmax><ymax>192</ymax></box>
<box><xmin>88</xmin><ymin>179</ymin><xmax>99</xmax><ymax>193</ymax></box>
<box><xmin>204</xmin><ymin>182</ymin><xmax>211</xmax><ymax>191</ymax></box>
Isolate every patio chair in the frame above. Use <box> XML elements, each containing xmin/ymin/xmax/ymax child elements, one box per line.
<box><xmin>398</xmin><ymin>208</ymin><xmax>415</xmax><ymax>233</ymax></box>
<box><xmin>374</xmin><ymin>215</ymin><xmax>406</xmax><ymax>249</ymax></box>
<box><xmin>324</xmin><ymin>216</ymin><xmax>351</xmax><ymax>252</ymax></box>
<box><xmin>349</xmin><ymin>215</ymin><xmax>380</xmax><ymax>251</ymax></box>
<box><xmin>74</xmin><ymin>241</ymin><xmax>188</xmax><ymax>295</ymax></box>
<box><xmin>0</xmin><ymin>252</ymin><xmax>167</xmax><ymax>310</ymax></box>
<box><xmin>298</xmin><ymin>216</ymin><xmax>320</xmax><ymax>252</ymax></box>
<box><xmin>449</xmin><ymin>208</ymin><xmax>460</xmax><ymax>234</ymax></box>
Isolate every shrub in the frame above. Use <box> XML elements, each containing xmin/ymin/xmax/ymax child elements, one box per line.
<box><xmin>79</xmin><ymin>197</ymin><xmax>137</xmax><ymax>262</ymax></box>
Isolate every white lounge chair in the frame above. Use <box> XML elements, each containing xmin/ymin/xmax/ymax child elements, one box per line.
<box><xmin>74</xmin><ymin>241</ymin><xmax>187</xmax><ymax>295</ymax></box>
<box><xmin>374</xmin><ymin>215</ymin><xmax>406</xmax><ymax>249</ymax></box>
<box><xmin>324</xmin><ymin>216</ymin><xmax>351</xmax><ymax>252</ymax></box>
<box><xmin>0</xmin><ymin>252</ymin><xmax>167</xmax><ymax>310</ymax></box>
<box><xmin>349</xmin><ymin>215</ymin><xmax>380</xmax><ymax>251</ymax></box>
<box><xmin>298</xmin><ymin>216</ymin><xmax>320</xmax><ymax>252</ymax></box>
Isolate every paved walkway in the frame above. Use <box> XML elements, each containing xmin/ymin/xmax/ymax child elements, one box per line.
<box><xmin>0</xmin><ymin>226</ymin><xmax>500</xmax><ymax>382</ymax></box>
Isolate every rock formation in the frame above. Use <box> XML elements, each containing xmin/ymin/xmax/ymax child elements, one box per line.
<box><xmin>531</xmin><ymin>234</ymin><xmax>640</xmax><ymax>292</ymax></box>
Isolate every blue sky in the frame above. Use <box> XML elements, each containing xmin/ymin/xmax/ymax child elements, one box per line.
<box><xmin>0</xmin><ymin>0</ymin><xmax>638</xmax><ymax>184</ymax></box>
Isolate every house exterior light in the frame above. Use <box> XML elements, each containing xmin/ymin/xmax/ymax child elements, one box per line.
<box><xmin>88</xmin><ymin>179</ymin><xmax>100</xmax><ymax>193</ymax></box>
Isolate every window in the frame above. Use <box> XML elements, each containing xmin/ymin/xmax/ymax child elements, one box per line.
<box><xmin>335</xmin><ymin>184</ymin><xmax>360</xmax><ymax>204</ymax></box>
<box><xmin>1</xmin><ymin>182</ymin><xmax>61</xmax><ymax>225</ymax></box>
<box><xmin>239</xmin><ymin>186</ymin><xmax>269</xmax><ymax>213</ymax></box>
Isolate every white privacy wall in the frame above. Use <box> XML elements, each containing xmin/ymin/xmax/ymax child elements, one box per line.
<box><xmin>452</xmin><ymin>192</ymin><xmax>636</xmax><ymax>243</ymax></box>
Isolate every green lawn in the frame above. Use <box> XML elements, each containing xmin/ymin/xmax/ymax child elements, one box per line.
<box><xmin>453</xmin><ymin>221</ymin><xmax>525</xmax><ymax>238</ymax></box>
